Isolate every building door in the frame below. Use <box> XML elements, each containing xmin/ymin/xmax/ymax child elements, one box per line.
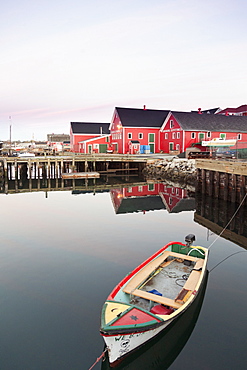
<box><xmin>149</xmin><ymin>143</ymin><xmax>155</xmax><ymax>153</ymax></box>
<box><xmin>148</xmin><ymin>133</ymin><xmax>155</xmax><ymax>153</ymax></box>
<box><xmin>199</xmin><ymin>133</ymin><xmax>205</xmax><ymax>141</ymax></box>
<box><xmin>88</xmin><ymin>145</ymin><xmax>92</xmax><ymax>154</ymax></box>
<box><xmin>99</xmin><ymin>144</ymin><xmax>107</xmax><ymax>153</ymax></box>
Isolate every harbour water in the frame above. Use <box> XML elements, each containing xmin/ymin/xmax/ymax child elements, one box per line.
<box><xmin>0</xmin><ymin>178</ymin><xmax>246</xmax><ymax>369</ymax></box>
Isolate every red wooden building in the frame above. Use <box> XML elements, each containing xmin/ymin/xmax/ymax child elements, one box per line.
<box><xmin>70</xmin><ymin>105</ymin><xmax>247</xmax><ymax>155</ymax></box>
<box><xmin>217</xmin><ymin>104</ymin><xmax>247</xmax><ymax>116</ymax></box>
<box><xmin>109</xmin><ymin>107</ymin><xmax>170</xmax><ymax>154</ymax></box>
<box><xmin>70</xmin><ymin>122</ymin><xmax>110</xmax><ymax>153</ymax></box>
<box><xmin>160</xmin><ymin>111</ymin><xmax>247</xmax><ymax>154</ymax></box>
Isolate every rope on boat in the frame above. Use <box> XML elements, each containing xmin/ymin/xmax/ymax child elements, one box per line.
<box><xmin>208</xmin><ymin>192</ymin><xmax>247</xmax><ymax>251</ymax></box>
<box><xmin>88</xmin><ymin>348</ymin><xmax>108</xmax><ymax>370</ymax></box>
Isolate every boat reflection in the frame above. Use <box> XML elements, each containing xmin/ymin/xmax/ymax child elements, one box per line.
<box><xmin>101</xmin><ymin>272</ymin><xmax>208</xmax><ymax>370</ymax></box>
<box><xmin>194</xmin><ymin>193</ymin><xmax>247</xmax><ymax>250</ymax></box>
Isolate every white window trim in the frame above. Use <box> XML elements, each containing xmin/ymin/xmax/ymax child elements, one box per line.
<box><xmin>170</xmin><ymin>120</ymin><xmax>174</xmax><ymax>128</ymax></box>
<box><xmin>191</xmin><ymin>133</ymin><xmax>195</xmax><ymax>139</ymax></box>
<box><xmin>128</xmin><ymin>133</ymin><xmax>132</xmax><ymax>139</ymax></box>
<box><xmin>237</xmin><ymin>133</ymin><xmax>242</xmax><ymax>140</ymax></box>
<box><xmin>138</xmin><ymin>133</ymin><xmax>143</xmax><ymax>140</ymax></box>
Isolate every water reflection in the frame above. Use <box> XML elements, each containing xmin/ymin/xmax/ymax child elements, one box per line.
<box><xmin>110</xmin><ymin>183</ymin><xmax>195</xmax><ymax>214</ymax></box>
<box><xmin>0</xmin><ymin>177</ymin><xmax>246</xmax><ymax>369</ymax></box>
<box><xmin>101</xmin><ymin>273</ymin><xmax>208</xmax><ymax>370</ymax></box>
<box><xmin>194</xmin><ymin>193</ymin><xmax>247</xmax><ymax>250</ymax></box>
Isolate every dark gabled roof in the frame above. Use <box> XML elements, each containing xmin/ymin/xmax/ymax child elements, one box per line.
<box><xmin>70</xmin><ymin>122</ymin><xmax>110</xmax><ymax>134</ymax></box>
<box><xmin>169</xmin><ymin>198</ymin><xmax>195</xmax><ymax>213</ymax></box>
<box><xmin>171</xmin><ymin>111</ymin><xmax>247</xmax><ymax>132</ymax></box>
<box><xmin>115</xmin><ymin>107</ymin><xmax>170</xmax><ymax>127</ymax></box>
<box><xmin>116</xmin><ymin>195</ymin><xmax>165</xmax><ymax>214</ymax></box>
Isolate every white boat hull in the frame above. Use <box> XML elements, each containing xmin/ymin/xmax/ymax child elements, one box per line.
<box><xmin>103</xmin><ymin>319</ymin><xmax>172</xmax><ymax>365</ymax></box>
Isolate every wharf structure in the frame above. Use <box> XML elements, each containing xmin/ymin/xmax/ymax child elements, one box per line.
<box><xmin>196</xmin><ymin>159</ymin><xmax>247</xmax><ymax>204</ymax></box>
<box><xmin>1</xmin><ymin>154</ymin><xmax>247</xmax><ymax>203</ymax></box>
<box><xmin>0</xmin><ymin>154</ymin><xmax>147</xmax><ymax>180</ymax></box>
<box><xmin>0</xmin><ymin>154</ymin><xmax>149</xmax><ymax>194</ymax></box>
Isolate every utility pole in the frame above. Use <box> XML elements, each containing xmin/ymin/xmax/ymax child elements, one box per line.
<box><xmin>9</xmin><ymin>116</ymin><xmax>12</xmax><ymax>156</ymax></box>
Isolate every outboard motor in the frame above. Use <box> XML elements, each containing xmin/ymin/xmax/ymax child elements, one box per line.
<box><xmin>185</xmin><ymin>234</ymin><xmax>196</xmax><ymax>247</ymax></box>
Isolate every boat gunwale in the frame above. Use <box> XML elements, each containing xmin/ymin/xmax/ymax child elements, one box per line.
<box><xmin>107</xmin><ymin>241</ymin><xmax>185</xmax><ymax>301</ymax></box>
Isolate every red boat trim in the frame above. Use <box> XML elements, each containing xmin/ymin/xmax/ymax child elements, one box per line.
<box><xmin>107</xmin><ymin>242</ymin><xmax>185</xmax><ymax>300</ymax></box>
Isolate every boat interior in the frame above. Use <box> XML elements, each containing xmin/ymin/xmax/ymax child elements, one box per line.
<box><xmin>122</xmin><ymin>249</ymin><xmax>206</xmax><ymax>312</ymax></box>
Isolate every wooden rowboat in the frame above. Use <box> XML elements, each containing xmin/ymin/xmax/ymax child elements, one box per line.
<box><xmin>100</xmin><ymin>235</ymin><xmax>208</xmax><ymax>367</ymax></box>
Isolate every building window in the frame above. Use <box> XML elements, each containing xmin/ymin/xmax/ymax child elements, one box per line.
<box><xmin>128</xmin><ymin>187</ymin><xmax>132</xmax><ymax>193</ymax></box>
<box><xmin>170</xmin><ymin>120</ymin><xmax>174</xmax><ymax>128</ymax></box>
<box><xmin>138</xmin><ymin>186</ymin><xmax>143</xmax><ymax>192</ymax></box>
<box><xmin>138</xmin><ymin>133</ymin><xmax>143</xmax><ymax>140</ymax></box>
<box><xmin>207</xmin><ymin>131</ymin><xmax>211</xmax><ymax>138</ymax></box>
<box><xmin>93</xmin><ymin>144</ymin><xmax>99</xmax><ymax>149</ymax></box>
<box><xmin>191</xmin><ymin>133</ymin><xmax>195</xmax><ymax>139</ymax></box>
<box><xmin>176</xmin><ymin>144</ymin><xmax>180</xmax><ymax>150</ymax></box>
<box><xmin>177</xmin><ymin>132</ymin><xmax>180</xmax><ymax>139</ymax></box>
<box><xmin>128</xmin><ymin>133</ymin><xmax>132</xmax><ymax>139</ymax></box>
<box><xmin>237</xmin><ymin>134</ymin><xmax>242</xmax><ymax>140</ymax></box>
<box><xmin>148</xmin><ymin>184</ymin><xmax>154</xmax><ymax>191</ymax></box>
<box><xmin>165</xmin><ymin>133</ymin><xmax>168</xmax><ymax>140</ymax></box>
<box><xmin>172</xmin><ymin>132</ymin><xmax>176</xmax><ymax>139</ymax></box>
<box><xmin>105</xmin><ymin>136</ymin><xmax>109</xmax><ymax>142</ymax></box>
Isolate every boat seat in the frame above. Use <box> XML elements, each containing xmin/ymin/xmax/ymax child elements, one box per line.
<box><xmin>130</xmin><ymin>289</ymin><xmax>182</xmax><ymax>309</ymax></box>
<box><xmin>175</xmin><ymin>259</ymin><xmax>204</xmax><ymax>303</ymax></box>
<box><xmin>123</xmin><ymin>251</ymin><xmax>200</xmax><ymax>295</ymax></box>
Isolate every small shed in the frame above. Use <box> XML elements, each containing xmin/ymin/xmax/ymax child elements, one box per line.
<box><xmin>129</xmin><ymin>140</ymin><xmax>140</xmax><ymax>154</ymax></box>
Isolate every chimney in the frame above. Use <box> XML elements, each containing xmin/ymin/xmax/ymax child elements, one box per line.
<box><xmin>143</xmin><ymin>105</ymin><xmax>146</xmax><ymax>110</ymax></box>
<box><xmin>198</xmin><ymin>108</ymin><xmax>202</xmax><ymax>114</ymax></box>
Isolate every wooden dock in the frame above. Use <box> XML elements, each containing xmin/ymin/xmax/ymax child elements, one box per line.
<box><xmin>195</xmin><ymin>159</ymin><xmax>247</xmax><ymax>203</ymax></box>
<box><xmin>0</xmin><ymin>153</ymin><xmax>151</xmax><ymax>181</ymax></box>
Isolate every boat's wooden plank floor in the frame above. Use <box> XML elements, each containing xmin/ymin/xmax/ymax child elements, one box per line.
<box><xmin>123</xmin><ymin>250</ymin><xmax>200</xmax><ymax>295</ymax></box>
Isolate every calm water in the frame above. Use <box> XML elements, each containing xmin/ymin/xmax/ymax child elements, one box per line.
<box><xmin>0</xmin><ymin>180</ymin><xmax>246</xmax><ymax>370</ymax></box>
